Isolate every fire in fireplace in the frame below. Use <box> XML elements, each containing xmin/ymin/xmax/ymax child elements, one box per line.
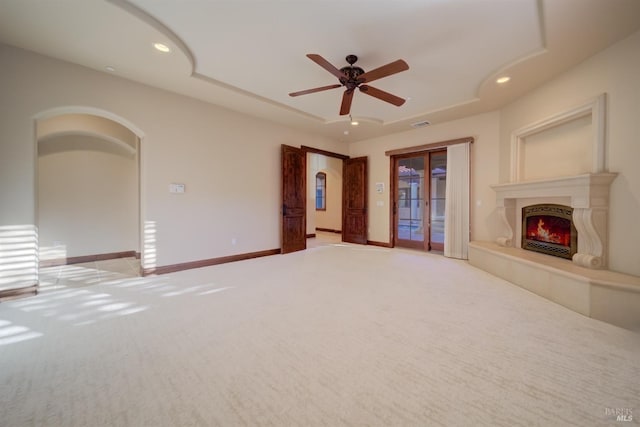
<box><xmin>521</xmin><ymin>204</ymin><xmax>577</xmax><ymax>260</ymax></box>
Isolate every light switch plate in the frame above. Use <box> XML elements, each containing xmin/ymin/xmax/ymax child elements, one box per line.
<box><xmin>169</xmin><ymin>183</ymin><xmax>185</xmax><ymax>193</ymax></box>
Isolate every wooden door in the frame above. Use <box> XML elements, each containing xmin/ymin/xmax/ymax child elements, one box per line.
<box><xmin>281</xmin><ymin>145</ymin><xmax>306</xmax><ymax>254</ymax></box>
<box><xmin>342</xmin><ymin>156</ymin><xmax>367</xmax><ymax>244</ymax></box>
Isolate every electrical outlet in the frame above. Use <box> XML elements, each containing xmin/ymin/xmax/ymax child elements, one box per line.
<box><xmin>231</xmin><ymin>238</ymin><xmax>237</xmax><ymax>245</ymax></box>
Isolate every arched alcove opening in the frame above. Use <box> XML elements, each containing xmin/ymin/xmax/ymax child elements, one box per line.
<box><xmin>36</xmin><ymin>112</ymin><xmax>142</xmax><ymax>275</ymax></box>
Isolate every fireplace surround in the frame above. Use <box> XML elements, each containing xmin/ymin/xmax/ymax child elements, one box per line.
<box><xmin>491</xmin><ymin>173</ymin><xmax>616</xmax><ymax>269</ymax></box>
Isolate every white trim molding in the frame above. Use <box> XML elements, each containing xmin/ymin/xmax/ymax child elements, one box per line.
<box><xmin>510</xmin><ymin>93</ymin><xmax>606</xmax><ymax>182</ymax></box>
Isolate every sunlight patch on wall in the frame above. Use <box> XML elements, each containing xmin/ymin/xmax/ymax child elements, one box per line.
<box><xmin>143</xmin><ymin>220</ymin><xmax>157</xmax><ymax>271</ymax></box>
<box><xmin>0</xmin><ymin>225</ymin><xmax>38</xmax><ymax>290</ymax></box>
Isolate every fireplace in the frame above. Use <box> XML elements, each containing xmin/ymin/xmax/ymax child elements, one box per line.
<box><xmin>522</xmin><ymin>204</ymin><xmax>577</xmax><ymax>260</ymax></box>
<box><xmin>469</xmin><ymin>96</ymin><xmax>640</xmax><ymax>331</ymax></box>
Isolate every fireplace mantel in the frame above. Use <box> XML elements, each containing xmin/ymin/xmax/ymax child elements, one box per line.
<box><xmin>491</xmin><ymin>173</ymin><xmax>617</xmax><ymax>269</ymax></box>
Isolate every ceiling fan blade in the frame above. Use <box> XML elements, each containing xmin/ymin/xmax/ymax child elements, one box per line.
<box><xmin>359</xmin><ymin>85</ymin><xmax>406</xmax><ymax>106</ymax></box>
<box><xmin>289</xmin><ymin>84</ymin><xmax>342</xmax><ymax>97</ymax></box>
<box><xmin>340</xmin><ymin>89</ymin><xmax>355</xmax><ymax>115</ymax></box>
<box><xmin>307</xmin><ymin>54</ymin><xmax>347</xmax><ymax>80</ymax></box>
<box><xmin>357</xmin><ymin>59</ymin><xmax>409</xmax><ymax>84</ymax></box>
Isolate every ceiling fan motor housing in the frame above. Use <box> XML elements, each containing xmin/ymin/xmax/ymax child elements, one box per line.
<box><xmin>339</xmin><ymin>54</ymin><xmax>365</xmax><ymax>90</ymax></box>
<box><xmin>339</xmin><ymin>66</ymin><xmax>365</xmax><ymax>88</ymax></box>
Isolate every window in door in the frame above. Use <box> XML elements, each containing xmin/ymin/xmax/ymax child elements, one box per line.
<box><xmin>315</xmin><ymin>172</ymin><xmax>326</xmax><ymax>211</ymax></box>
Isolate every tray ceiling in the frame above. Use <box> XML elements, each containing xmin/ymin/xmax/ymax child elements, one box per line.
<box><xmin>1</xmin><ymin>0</ymin><xmax>639</xmax><ymax>142</ymax></box>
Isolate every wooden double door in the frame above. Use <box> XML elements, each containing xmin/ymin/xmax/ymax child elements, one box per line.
<box><xmin>392</xmin><ymin>150</ymin><xmax>447</xmax><ymax>251</ymax></box>
<box><xmin>281</xmin><ymin>145</ymin><xmax>367</xmax><ymax>254</ymax></box>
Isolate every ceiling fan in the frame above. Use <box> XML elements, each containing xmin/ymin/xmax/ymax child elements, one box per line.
<box><xmin>289</xmin><ymin>54</ymin><xmax>409</xmax><ymax>116</ymax></box>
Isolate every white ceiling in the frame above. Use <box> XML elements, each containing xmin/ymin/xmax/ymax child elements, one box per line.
<box><xmin>1</xmin><ymin>0</ymin><xmax>639</xmax><ymax>142</ymax></box>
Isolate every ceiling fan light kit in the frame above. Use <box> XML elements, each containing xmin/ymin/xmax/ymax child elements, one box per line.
<box><xmin>289</xmin><ymin>54</ymin><xmax>409</xmax><ymax>116</ymax></box>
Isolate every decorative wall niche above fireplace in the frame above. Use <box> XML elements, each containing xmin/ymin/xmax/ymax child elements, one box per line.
<box><xmin>522</xmin><ymin>204</ymin><xmax>577</xmax><ymax>260</ymax></box>
<box><xmin>510</xmin><ymin>93</ymin><xmax>606</xmax><ymax>182</ymax></box>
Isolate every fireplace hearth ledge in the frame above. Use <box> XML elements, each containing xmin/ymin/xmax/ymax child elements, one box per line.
<box><xmin>468</xmin><ymin>241</ymin><xmax>640</xmax><ymax>332</ymax></box>
<box><xmin>491</xmin><ymin>173</ymin><xmax>617</xmax><ymax>269</ymax></box>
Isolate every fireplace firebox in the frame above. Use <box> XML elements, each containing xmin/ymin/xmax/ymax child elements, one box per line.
<box><xmin>522</xmin><ymin>204</ymin><xmax>577</xmax><ymax>260</ymax></box>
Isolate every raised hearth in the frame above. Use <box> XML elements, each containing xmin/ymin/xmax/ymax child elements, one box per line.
<box><xmin>469</xmin><ymin>241</ymin><xmax>640</xmax><ymax>332</ymax></box>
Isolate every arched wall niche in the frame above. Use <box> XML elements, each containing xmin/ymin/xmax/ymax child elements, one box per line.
<box><xmin>34</xmin><ymin>107</ymin><xmax>143</xmax><ymax>269</ymax></box>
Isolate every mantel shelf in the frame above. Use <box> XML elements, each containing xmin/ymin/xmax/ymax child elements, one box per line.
<box><xmin>491</xmin><ymin>173</ymin><xmax>617</xmax><ymax>205</ymax></box>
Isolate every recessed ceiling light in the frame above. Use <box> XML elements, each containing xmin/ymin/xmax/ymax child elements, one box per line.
<box><xmin>153</xmin><ymin>43</ymin><xmax>171</xmax><ymax>53</ymax></box>
<box><xmin>351</xmin><ymin>121</ymin><xmax>359</xmax><ymax>126</ymax></box>
<box><xmin>496</xmin><ymin>76</ymin><xmax>511</xmax><ymax>84</ymax></box>
<box><xmin>105</xmin><ymin>66</ymin><xmax>116</xmax><ymax>72</ymax></box>
<box><xmin>343</xmin><ymin>130</ymin><xmax>349</xmax><ymax>135</ymax></box>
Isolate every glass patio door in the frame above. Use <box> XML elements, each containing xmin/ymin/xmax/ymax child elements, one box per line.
<box><xmin>393</xmin><ymin>150</ymin><xmax>446</xmax><ymax>251</ymax></box>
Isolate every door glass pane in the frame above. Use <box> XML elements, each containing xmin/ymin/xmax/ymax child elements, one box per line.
<box><xmin>397</xmin><ymin>156</ymin><xmax>424</xmax><ymax>242</ymax></box>
<box><xmin>430</xmin><ymin>152</ymin><xmax>447</xmax><ymax>245</ymax></box>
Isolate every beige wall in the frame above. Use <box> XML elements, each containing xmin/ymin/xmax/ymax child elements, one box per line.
<box><xmin>38</xmin><ymin>135</ymin><xmax>138</xmax><ymax>259</ymax></box>
<box><xmin>2</xmin><ymin>27</ymin><xmax>639</xmax><ymax>286</ymax></box>
<box><xmin>307</xmin><ymin>153</ymin><xmax>343</xmax><ymax>233</ymax></box>
<box><xmin>349</xmin><ymin>111</ymin><xmax>501</xmax><ymax>245</ymax></box>
<box><xmin>0</xmin><ymin>44</ymin><xmax>346</xmax><ymax>277</ymax></box>
<box><xmin>498</xmin><ymin>30</ymin><xmax>640</xmax><ymax>276</ymax></box>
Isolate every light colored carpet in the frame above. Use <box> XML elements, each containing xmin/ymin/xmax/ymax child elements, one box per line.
<box><xmin>1</xmin><ymin>243</ymin><xmax>639</xmax><ymax>426</ymax></box>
